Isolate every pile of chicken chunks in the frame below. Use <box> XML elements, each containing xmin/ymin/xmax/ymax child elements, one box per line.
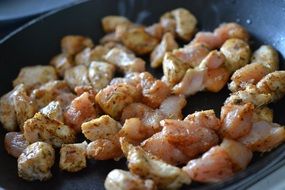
<box><xmin>1</xmin><ymin>8</ymin><xmax>285</xmax><ymax>190</ymax></box>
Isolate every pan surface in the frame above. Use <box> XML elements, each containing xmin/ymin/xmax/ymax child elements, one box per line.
<box><xmin>0</xmin><ymin>0</ymin><xmax>285</xmax><ymax>189</ymax></box>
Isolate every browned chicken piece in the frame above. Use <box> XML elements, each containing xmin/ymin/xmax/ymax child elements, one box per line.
<box><xmin>139</xmin><ymin>72</ymin><xmax>171</xmax><ymax>108</ymax></box>
<box><xmin>104</xmin><ymin>47</ymin><xmax>145</xmax><ymax>73</ymax></box>
<box><xmin>110</xmin><ymin>72</ymin><xmax>141</xmax><ymax>89</ymax></box>
<box><xmin>253</xmin><ymin>106</ymin><xmax>273</xmax><ymax>122</ymax></box>
<box><xmin>88</xmin><ymin>61</ymin><xmax>116</xmax><ymax>92</ymax></box>
<box><xmin>160</xmin><ymin>13</ymin><xmax>176</xmax><ymax>35</ymax></box>
<box><xmin>220</xmin><ymin>38</ymin><xmax>251</xmax><ymax>73</ymax></box>
<box><xmin>161</xmin><ymin>119</ymin><xmax>219</xmax><ymax>159</ymax></box>
<box><xmin>120</xmin><ymin>139</ymin><xmax>191</xmax><ymax>190</ymax></box>
<box><xmin>40</xmin><ymin>101</ymin><xmax>64</xmax><ymax>122</ymax></box>
<box><xmin>99</xmin><ymin>32</ymin><xmax>121</xmax><ymax>44</ymax></box>
<box><xmin>239</xmin><ymin>120</ymin><xmax>285</xmax><ymax>152</ymax></box>
<box><xmin>13</xmin><ymin>65</ymin><xmax>58</xmax><ymax>92</ymax></box>
<box><xmin>64</xmin><ymin>65</ymin><xmax>91</xmax><ymax>90</ymax></box>
<box><xmin>173</xmin><ymin>43</ymin><xmax>210</xmax><ymax>68</ymax></box>
<box><xmin>50</xmin><ymin>53</ymin><xmax>74</xmax><ymax>77</ymax></box>
<box><xmin>64</xmin><ymin>92</ymin><xmax>98</xmax><ymax>132</ymax></box>
<box><xmin>159</xmin><ymin>95</ymin><xmax>186</xmax><ymax>120</ymax></box>
<box><xmin>220</xmin><ymin>102</ymin><xmax>254</xmax><ymax>139</ymax></box>
<box><xmin>184</xmin><ymin>110</ymin><xmax>221</xmax><ymax>131</ymax></box>
<box><xmin>81</xmin><ymin>115</ymin><xmax>121</xmax><ymax>141</ymax></box>
<box><xmin>162</xmin><ymin>52</ymin><xmax>188</xmax><ymax>86</ymax></box>
<box><xmin>120</xmin><ymin>26</ymin><xmax>158</xmax><ymax>55</ymax></box>
<box><xmin>141</xmin><ymin>132</ymin><xmax>189</xmax><ymax>165</ymax></box>
<box><xmin>145</xmin><ymin>23</ymin><xmax>164</xmax><ymax>40</ymax></box>
<box><xmin>30</xmin><ymin>80</ymin><xmax>72</xmax><ymax>109</ymax></box>
<box><xmin>183</xmin><ymin>146</ymin><xmax>234</xmax><ymax>183</ymax></box>
<box><xmin>102</xmin><ymin>16</ymin><xmax>131</xmax><ymax>33</ymax></box>
<box><xmin>23</xmin><ymin>112</ymin><xmax>76</xmax><ymax>147</ymax></box>
<box><xmin>61</xmin><ymin>35</ymin><xmax>93</xmax><ymax>55</ymax></box>
<box><xmin>5</xmin><ymin>132</ymin><xmax>29</xmax><ymax>158</ymax></box>
<box><xmin>59</xmin><ymin>141</ymin><xmax>87</xmax><ymax>172</ymax></box>
<box><xmin>75</xmin><ymin>46</ymin><xmax>110</xmax><ymax>65</ymax></box>
<box><xmin>151</xmin><ymin>32</ymin><xmax>178</xmax><ymax>68</ymax></box>
<box><xmin>87</xmin><ymin>136</ymin><xmax>123</xmax><ymax>160</ymax></box>
<box><xmin>171</xmin><ymin>8</ymin><xmax>197</xmax><ymax>41</ymax></box>
<box><xmin>105</xmin><ymin>169</ymin><xmax>157</xmax><ymax>190</ymax></box>
<box><xmin>95</xmin><ymin>83</ymin><xmax>140</xmax><ymax>119</ymax></box>
<box><xmin>18</xmin><ymin>142</ymin><xmax>55</xmax><ymax>181</ymax></box>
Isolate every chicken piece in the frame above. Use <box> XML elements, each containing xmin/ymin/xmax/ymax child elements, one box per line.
<box><xmin>173</xmin><ymin>43</ymin><xmax>210</xmax><ymax>68</ymax></box>
<box><xmin>159</xmin><ymin>95</ymin><xmax>186</xmax><ymax>119</ymax></box>
<box><xmin>100</xmin><ymin>33</ymin><xmax>121</xmax><ymax>44</ymax></box>
<box><xmin>214</xmin><ymin>22</ymin><xmax>249</xmax><ymax>43</ymax></box>
<box><xmin>104</xmin><ymin>48</ymin><xmax>145</xmax><ymax>73</ymax></box>
<box><xmin>172</xmin><ymin>68</ymin><xmax>205</xmax><ymax>96</ymax></box>
<box><xmin>95</xmin><ymin>83</ymin><xmax>140</xmax><ymax>119</ymax></box>
<box><xmin>220</xmin><ymin>138</ymin><xmax>252</xmax><ymax>171</ymax></box>
<box><xmin>140</xmin><ymin>72</ymin><xmax>171</xmax><ymax>108</ymax></box>
<box><xmin>120</xmin><ymin>139</ymin><xmax>191</xmax><ymax>190</ymax></box>
<box><xmin>55</xmin><ymin>92</ymin><xmax>76</xmax><ymax>110</ymax></box>
<box><xmin>102</xmin><ymin>16</ymin><xmax>131</xmax><ymax>33</ymax></box>
<box><xmin>105</xmin><ymin>169</ymin><xmax>156</xmax><ymax>190</ymax></box>
<box><xmin>13</xmin><ymin>65</ymin><xmax>57</xmax><ymax>91</ymax></box>
<box><xmin>88</xmin><ymin>61</ymin><xmax>116</xmax><ymax>92</ymax></box>
<box><xmin>141</xmin><ymin>132</ymin><xmax>189</xmax><ymax>165</ymax></box>
<box><xmin>220</xmin><ymin>102</ymin><xmax>254</xmax><ymax>139</ymax></box>
<box><xmin>50</xmin><ymin>53</ymin><xmax>74</xmax><ymax>77</ymax></box>
<box><xmin>220</xmin><ymin>38</ymin><xmax>251</xmax><ymax>73</ymax></box>
<box><xmin>0</xmin><ymin>88</ymin><xmax>17</xmax><ymax>131</ymax></box>
<box><xmin>253</xmin><ymin>106</ymin><xmax>273</xmax><ymax>122</ymax></box>
<box><xmin>64</xmin><ymin>65</ymin><xmax>91</xmax><ymax>90</ymax></box>
<box><xmin>23</xmin><ymin>112</ymin><xmax>76</xmax><ymax>147</ymax></box>
<box><xmin>59</xmin><ymin>141</ymin><xmax>87</xmax><ymax>172</ymax></box>
<box><xmin>61</xmin><ymin>35</ymin><xmax>93</xmax><ymax>55</ymax></box>
<box><xmin>256</xmin><ymin>71</ymin><xmax>285</xmax><ymax>101</ymax></box>
<box><xmin>18</xmin><ymin>142</ymin><xmax>55</xmax><ymax>181</ymax></box>
<box><xmin>184</xmin><ymin>110</ymin><xmax>221</xmax><ymax>131</ymax></box>
<box><xmin>110</xmin><ymin>72</ymin><xmax>141</xmax><ymax>88</ymax></box>
<box><xmin>30</xmin><ymin>80</ymin><xmax>72</xmax><ymax>109</ymax></box>
<box><xmin>191</xmin><ymin>32</ymin><xmax>221</xmax><ymax>50</ymax></box>
<box><xmin>87</xmin><ymin>137</ymin><xmax>123</xmax><ymax>160</ymax></box>
<box><xmin>161</xmin><ymin>119</ymin><xmax>219</xmax><ymax>158</ymax></box>
<box><xmin>162</xmin><ymin>52</ymin><xmax>188</xmax><ymax>86</ymax></box>
<box><xmin>239</xmin><ymin>120</ymin><xmax>285</xmax><ymax>152</ymax></box>
<box><xmin>160</xmin><ymin>15</ymin><xmax>176</xmax><ymax>35</ymax></box>
<box><xmin>64</xmin><ymin>92</ymin><xmax>97</xmax><ymax>132</ymax></box>
<box><xmin>5</xmin><ymin>132</ymin><xmax>29</xmax><ymax>158</ymax></box>
<box><xmin>183</xmin><ymin>146</ymin><xmax>234</xmax><ymax>183</ymax></box>
<box><xmin>251</xmin><ymin>45</ymin><xmax>279</xmax><ymax>72</ymax></box>
<box><xmin>40</xmin><ymin>101</ymin><xmax>64</xmax><ymax>122</ymax></box>
<box><xmin>75</xmin><ymin>45</ymin><xmax>110</xmax><ymax>65</ymax></box>
<box><xmin>151</xmin><ymin>33</ymin><xmax>178</xmax><ymax>68</ymax></box>
<box><xmin>171</xmin><ymin>8</ymin><xmax>197</xmax><ymax>41</ymax></box>
<box><xmin>229</xmin><ymin>62</ymin><xmax>270</xmax><ymax>92</ymax></box>
<box><xmin>120</xmin><ymin>27</ymin><xmax>158</xmax><ymax>55</ymax></box>
<box><xmin>145</xmin><ymin>23</ymin><xmax>164</xmax><ymax>40</ymax></box>
<box><xmin>81</xmin><ymin>115</ymin><xmax>121</xmax><ymax>141</ymax></box>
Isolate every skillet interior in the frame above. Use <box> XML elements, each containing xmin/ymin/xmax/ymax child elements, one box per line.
<box><xmin>0</xmin><ymin>0</ymin><xmax>285</xmax><ymax>189</ymax></box>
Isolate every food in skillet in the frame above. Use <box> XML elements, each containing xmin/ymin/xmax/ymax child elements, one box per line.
<box><xmin>1</xmin><ymin>7</ymin><xmax>285</xmax><ymax>190</ymax></box>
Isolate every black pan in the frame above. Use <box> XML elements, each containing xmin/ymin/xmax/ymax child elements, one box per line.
<box><xmin>1</xmin><ymin>0</ymin><xmax>285</xmax><ymax>189</ymax></box>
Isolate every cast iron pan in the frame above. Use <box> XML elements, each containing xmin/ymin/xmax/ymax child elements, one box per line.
<box><xmin>1</xmin><ymin>0</ymin><xmax>285</xmax><ymax>189</ymax></box>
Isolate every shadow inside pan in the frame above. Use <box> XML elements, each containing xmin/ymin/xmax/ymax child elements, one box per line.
<box><xmin>0</xmin><ymin>0</ymin><xmax>285</xmax><ymax>190</ymax></box>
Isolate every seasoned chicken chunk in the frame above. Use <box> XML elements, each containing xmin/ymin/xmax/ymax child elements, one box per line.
<box><xmin>104</xmin><ymin>48</ymin><xmax>145</xmax><ymax>73</ymax></box>
<box><xmin>64</xmin><ymin>92</ymin><xmax>97</xmax><ymax>132</ymax></box>
<box><xmin>81</xmin><ymin>115</ymin><xmax>121</xmax><ymax>141</ymax></box>
<box><xmin>13</xmin><ymin>65</ymin><xmax>57</xmax><ymax>91</ymax></box>
<box><xmin>23</xmin><ymin>112</ymin><xmax>76</xmax><ymax>147</ymax></box>
<box><xmin>151</xmin><ymin>32</ymin><xmax>178</xmax><ymax>68</ymax></box>
<box><xmin>214</xmin><ymin>22</ymin><xmax>249</xmax><ymax>43</ymax></box>
<box><xmin>253</xmin><ymin>106</ymin><xmax>273</xmax><ymax>122</ymax></box>
<box><xmin>88</xmin><ymin>61</ymin><xmax>116</xmax><ymax>92</ymax></box>
<box><xmin>220</xmin><ymin>38</ymin><xmax>251</xmax><ymax>73</ymax></box>
<box><xmin>0</xmin><ymin>88</ymin><xmax>17</xmax><ymax>131</ymax></box>
<box><xmin>95</xmin><ymin>83</ymin><xmax>140</xmax><ymax>119</ymax></box>
<box><xmin>61</xmin><ymin>35</ymin><xmax>93</xmax><ymax>55</ymax></box>
<box><xmin>50</xmin><ymin>53</ymin><xmax>74</xmax><ymax>77</ymax></box>
<box><xmin>105</xmin><ymin>169</ymin><xmax>156</xmax><ymax>190</ymax></box>
<box><xmin>159</xmin><ymin>95</ymin><xmax>186</xmax><ymax>119</ymax></box>
<box><xmin>145</xmin><ymin>23</ymin><xmax>164</xmax><ymax>40</ymax></box>
<box><xmin>5</xmin><ymin>132</ymin><xmax>29</xmax><ymax>158</ymax></box>
<box><xmin>102</xmin><ymin>16</ymin><xmax>131</xmax><ymax>33</ymax></box>
<box><xmin>171</xmin><ymin>8</ymin><xmax>197</xmax><ymax>41</ymax></box>
<box><xmin>18</xmin><ymin>142</ymin><xmax>55</xmax><ymax>181</ymax></box>
<box><xmin>64</xmin><ymin>65</ymin><xmax>91</xmax><ymax>90</ymax></box>
<box><xmin>40</xmin><ymin>101</ymin><xmax>64</xmax><ymax>122</ymax></box>
<box><xmin>75</xmin><ymin>46</ymin><xmax>109</xmax><ymax>65</ymax></box>
<box><xmin>59</xmin><ymin>141</ymin><xmax>87</xmax><ymax>172</ymax></box>
<box><xmin>160</xmin><ymin>15</ymin><xmax>176</xmax><ymax>35</ymax></box>
<box><xmin>120</xmin><ymin>139</ymin><xmax>191</xmax><ymax>190</ymax></box>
